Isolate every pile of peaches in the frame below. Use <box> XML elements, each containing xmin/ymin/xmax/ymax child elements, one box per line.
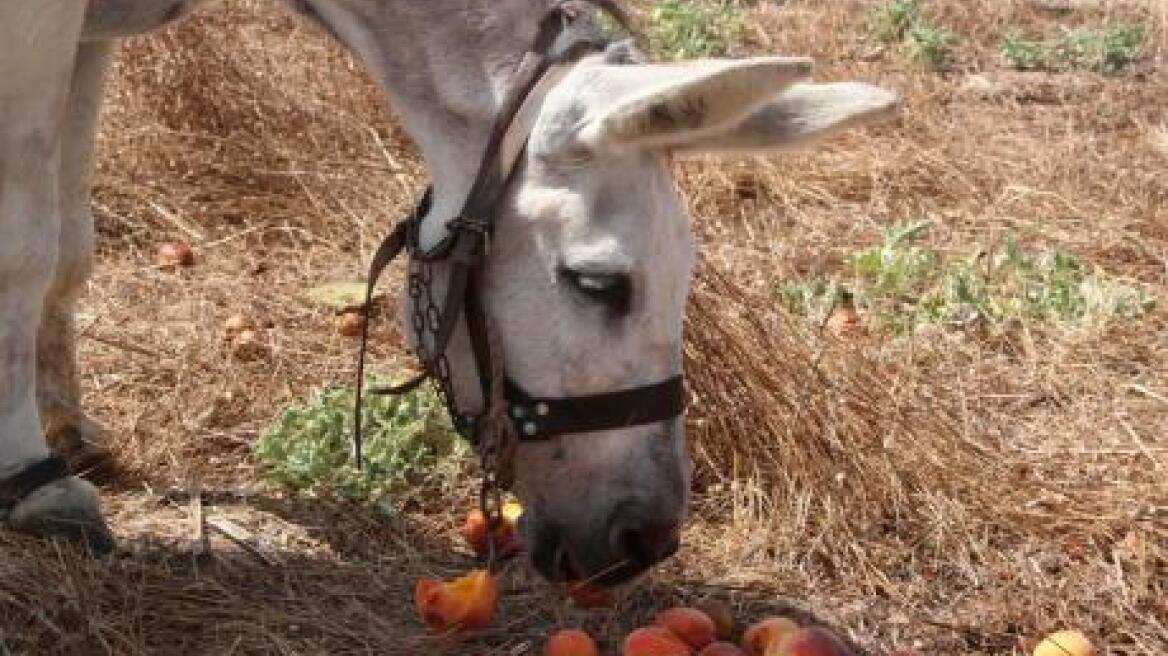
<box><xmin>549</xmin><ymin>608</ymin><xmax>852</xmax><ymax>656</ymax></box>
<box><xmin>414</xmin><ymin>503</ymin><xmax>1097</xmax><ymax>656</ymax></box>
<box><xmin>413</xmin><ymin>504</ymin><xmax>854</xmax><ymax>655</ymax></box>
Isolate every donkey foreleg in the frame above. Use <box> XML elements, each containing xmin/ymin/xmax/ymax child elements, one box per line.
<box><xmin>1</xmin><ymin>1</ymin><xmax>114</xmax><ymax>554</ymax></box>
<box><xmin>37</xmin><ymin>42</ymin><xmax>117</xmax><ymax>476</ymax></box>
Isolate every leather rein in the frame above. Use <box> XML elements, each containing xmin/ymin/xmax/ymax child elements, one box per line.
<box><xmin>351</xmin><ymin>2</ymin><xmax>685</xmax><ymax>504</ymax></box>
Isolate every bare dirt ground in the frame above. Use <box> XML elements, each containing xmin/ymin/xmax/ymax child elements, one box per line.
<box><xmin>1</xmin><ymin>1</ymin><xmax>1165</xmax><ymax>654</ymax></box>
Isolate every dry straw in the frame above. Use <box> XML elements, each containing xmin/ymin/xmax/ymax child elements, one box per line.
<box><xmin>1</xmin><ymin>1</ymin><xmax>1164</xmax><ymax>654</ymax></box>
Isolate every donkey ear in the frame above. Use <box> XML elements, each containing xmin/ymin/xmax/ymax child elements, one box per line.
<box><xmin>669</xmin><ymin>82</ymin><xmax>900</xmax><ymax>155</ymax></box>
<box><xmin>575</xmin><ymin>56</ymin><xmax>814</xmax><ymax>151</ymax></box>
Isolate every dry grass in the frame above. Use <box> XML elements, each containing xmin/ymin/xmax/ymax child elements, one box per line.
<box><xmin>1</xmin><ymin>0</ymin><xmax>1165</xmax><ymax>654</ymax></box>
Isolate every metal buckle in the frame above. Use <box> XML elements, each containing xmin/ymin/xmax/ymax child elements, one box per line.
<box><xmin>448</xmin><ymin>215</ymin><xmax>492</xmax><ymax>255</ymax></box>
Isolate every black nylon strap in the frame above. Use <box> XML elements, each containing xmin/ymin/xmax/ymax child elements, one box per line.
<box><xmin>0</xmin><ymin>456</ymin><xmax>69</xmax><ymax>511</ymax></box>
<box><xmin>504</xmin><ymin>375</ymin><xmax>685</xmax><ymax>441</ymax></box>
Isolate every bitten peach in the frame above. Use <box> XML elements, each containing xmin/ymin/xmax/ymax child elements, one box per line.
<box><xmin>622</xmin><ymin>627</ymin><xmax>694</xmax><ymax>656</ymax></box>
<box><xmin>545</xmin><ymin>629</ymin><xmax>600</xmax><ymax>656</ymax></box>
<box><xmin>741</xmin><ymin>617</ymin><xmax>799</xmax><ymax>655</ymax></box>
<box><xmin>654</xmin><ymin>607</ymin><xmax>717</xmax><ymax>649</ymax></box>
<box><xmin>413</xmin><ymin>569</ymin><xmax>498</xmax><ymax>633</ymax></box>
<box><xmin>770</xmin><ymin>627</ymin><xmax>851</xmax><ymax>656</ymax></box>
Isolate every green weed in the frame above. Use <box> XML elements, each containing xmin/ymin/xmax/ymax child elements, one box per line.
<box><xmin>905</xmin><ymin>23</ymin><xmax>959</xmax><ymax>70</ymax></box>
<box><xmin>649</xmin><ymin>0</ymin><xmax>744</xmax><ymax>59</ymax></box>
<box><xmin>254</xmin><ymin>381</ymin><xmax>466</xmax><ymax>502</ymax></box>
<box><xmin>866</xmin><ymin>0</ymin><xmax>920</xmax><ymax>44</ymax></box>
<box><xmin>1000</xmin><ymin>30</ymin><xmax>1049</xmax><ymax>70</ymax></box>
<box><xmin>1061</xmin><ymin>24</ymin><xmax>1144</xmax><ymax>74</ymax></box>
<box><xmin>778</xmin><ymin>224</ymin><xmax>1156</xmax><ymax>335</ymax></box>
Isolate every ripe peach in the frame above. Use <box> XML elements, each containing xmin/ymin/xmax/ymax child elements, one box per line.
<box><xmin>826</xmin><ymin>306</ymin><xmax>864</xmax><ymax>338</ymax></box>
<box><xmin>229</xmin><ymin>328</ymin><xmax>269</xmax><ymax>361</ymax></box>
<box><xmin>769</xmin><ymin>627</ymin><xmax>851</xmax><ymax>656</ymax></box>
<box><xmin>654</xmin><ymin>607</ymin><xmax>717</xmax><ymax>648</ymax></box>
<box><xmin>696</xmin><ymin>601</ymin><xmax>735</xmax><ymax>641</ymax></box>
<box><xmin>622</xmin><ymin>627</ymin><xmax>694</xmax><ymax>656</ymax></box>
<box><xmin>699</xmin><ymin>642</ymin><xmax>747</xmax><ymax>656</ymax></box>
<box><xmin>337</xmin><ymin>310</ymin><xmax>364</xmax><ymax>337</ymax></box>
<box><xmin>156</xmin><ymin>241</ymin><xmax>195</xmax><ymax>269</ymax></box>
<box><xmin>545</xmin><ymin>629</ymin><xmax>600</xmax><ymax>656</ymax></box>
<box><xmin>1033</xmin><ymin>630</ymin><xmax>1095</xmax><ymax>656</ymax></box>
<box><xmin>413</xmin><ymin>569</ymin><xmax>498</xmax><ymax>633</ymax></box>
<box><xmin>460</xmin><ymin>505</ymin><xmax>523</xmax><ymax>558</ymax></box>
<box><xmin>741</xmin><ymin>617</ymin><xmax>799</xmax><ymax>655</ymax></box>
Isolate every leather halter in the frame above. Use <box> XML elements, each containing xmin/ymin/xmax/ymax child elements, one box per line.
<box><xmin>353</xmin><ymin>4</ymin><xmax>685</xmax><ymax>467</ymax></box>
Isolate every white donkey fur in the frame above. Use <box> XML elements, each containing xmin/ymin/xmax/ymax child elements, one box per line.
<box><xmin>0</xmin><ymin>0</ymin><xmax>897</xmax><ymax>572</ymax></box>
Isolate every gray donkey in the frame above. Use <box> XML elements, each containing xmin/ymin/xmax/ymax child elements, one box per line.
<box><xmin>0</xmin><ymin>0</ymin><xmax>897</xmax><ymax>585</ymax></box>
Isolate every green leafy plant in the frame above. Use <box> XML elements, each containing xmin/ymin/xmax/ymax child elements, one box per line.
<box><xmin>1061</xmin><ymin>24</ymin><xmax>1144</xmax><ymax>74</ymax></box>
<box><xmin>905</xmin><ymin>23</ymin><xmax>958</xmax><ymax>70</ymax></box>
<box><xmin>1000</xmin><ymin>29</ymin><xmax>1049</xmax><ymax>70</ymax></box>
<box><xmin>866</xmin><ymin>0</ymin><xmax>920</xmax><ymax>44</ymax></box>
<box><xmin>649</xmin><ymin>0</ymin><xmax>744</xmax><ymax>59</ymax></box>
<box><xmin>255</xmin><ymin>381</ymin><xmax>466</xmax><ymax>501</ymax></box>
<box><xmin>778</xmin><ymin>224</ymin><xmax>1156</xmax><ymax>335</ymax></box>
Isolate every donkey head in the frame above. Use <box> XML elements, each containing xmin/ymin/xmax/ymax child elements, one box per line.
<box><xmin>466</xmin><ymin>45</ymin><xmax>899</xmax><ymax>586</ymax></box>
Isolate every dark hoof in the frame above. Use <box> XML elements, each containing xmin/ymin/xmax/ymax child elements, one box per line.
<box><xmin>8</xmin><ymin>477</ymin><xmax>116</xmax><ymax>557</ymax></box>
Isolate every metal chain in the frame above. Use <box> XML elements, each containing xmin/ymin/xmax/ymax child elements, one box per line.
<box><xmin>475</xmin><ymin>311</ymin><xmax>521</xmax><ymax>572</ymax></box>
<box><xmin>406</xmin><ymin>256</ymin><xmax>464</xmax><ymax>433</ymax></box>
<box><xmin>407</xmin><ymin>251</ymin><xmax>510</xmax><ymax>572</ymax></box>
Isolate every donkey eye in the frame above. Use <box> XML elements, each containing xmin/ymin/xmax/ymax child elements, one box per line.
<box><xmin>560</xmin><ymin>268</ymin><xmax>632</xmax><ymax>315</ymax></box>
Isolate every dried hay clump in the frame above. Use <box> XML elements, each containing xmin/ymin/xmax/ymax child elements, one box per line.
<box><xmin>684</xmin><ymin>258</ymin><xmax>1015</xmax><ymax>550</ymax></box>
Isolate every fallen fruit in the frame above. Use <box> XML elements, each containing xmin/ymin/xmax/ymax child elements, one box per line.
<box><xmin>156</xmin><ymin>241</ymin><xmax>195</xmax><ymax>269</ymax></box>
<box><xmin>769</xmin><ymin>627</ymin><xmax>851</xmax><ymax>656</ymax></box>
<box><xmin>460</xmin><ymin>502</ymin><xmax>523</xmax><ymax>558</ymax></box>
<box><xmin>545</xmin><ymin>629</ymin><xmax>600</xmax><ymax>656</ymax></box>
<box><xmin>223</xmin><ymin>314</ymin><xmax>254</xmax><ymax>335</ymax></box>
<box><xmin>229</xmin><ymin>328</ymin><xmax>268</xmax><ymax>361</ymax></box>
<box><xmin>655</xmin><ymin>607</ymin><xmax>717</xmax><ymax>648</ymax></box>
<box><xmin>413</xmin><ymin>569</ymin><xmax>498</xmax><ymax>634</ymax></box>
<box><xmin>696</xmin><ymin>600</ymin><xmax>735</xmax><ymax>641</ymax></box>
<box><xmin>566</xmin><ymin>580</ymin><xmax>613</xmax><ymax>608</ymax></box>
<box><xmin>337</xmin><ymin>310</ymin><xmax>364</xmax><ymax>337</ymax></box>
<box><xmin>622</xmin><ymin>626</ymin><xmax>694</xmax><ymax>656</ymax></box>
<box><xmin>826</xmin><ymin>289</ymin><xmax>864</xmax><ymax>338</ymax></box>
<box><xmin>1033</xmin><ymin>630</ymin><xmax>1095</xmax><ymax>656</ymax></box>
<box><xmin>826</xmin><ymin>307</ymin><xmax>863</xmax><ymax>338</ymax></box>
<box><xmin>699</xmin><ymin>642</ymin><xmax>747</xmax><ymax>656</ymax></box>
<box><xmin>741</xmin><ymin>617</ymin><xmax>799</xmax><ymax>655</ymax></box>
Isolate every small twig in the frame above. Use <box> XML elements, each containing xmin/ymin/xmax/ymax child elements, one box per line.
<box><xmin>206</xmin><ymin>518</ymin><xmax>277</xmax><ymax>568</ymax></box>
<box><xmin>1117</xmin><ymin>417</ymin><xmax>1164</xmax><ymax>471</ymax></box>
<box><xmin>1124</xmin><ymin>383</ymin><xmax>1168</xmax><ymax>407</ymax></box>
<box><xmin>80</xmin><ymin>331</ymin><xmax>163</xmax><ymax>359</ymax></box>
<box><xmin>189</xmin><ymin>484</ymin><xmax>209</xmax><ymax>558</ymax></box>
<box><xmin>144</xmin><ymin>198</ymin><xmax>206</xmax><ymax>241</ymax></box>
